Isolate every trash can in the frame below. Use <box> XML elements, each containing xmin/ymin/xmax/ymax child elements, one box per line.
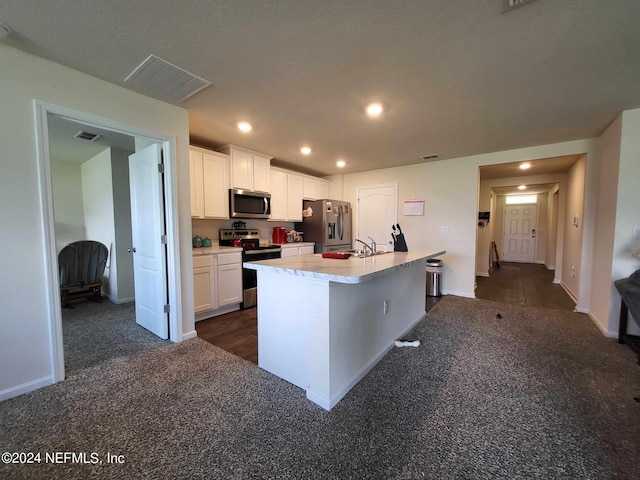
<box><xmin>426</xmin><ymin>258</ymin><xmax>443</xmax><ymax>297</ymax></box>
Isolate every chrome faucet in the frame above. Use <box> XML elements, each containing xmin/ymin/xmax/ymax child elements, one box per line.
<box><xmin>354</xmin><ymin>238</ymin><xmax>376</xmax><ymax>256</ymax></box>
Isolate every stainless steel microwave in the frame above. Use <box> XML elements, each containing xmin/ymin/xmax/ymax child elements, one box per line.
<box><xmin>229</xmin><ymin>189</ymin><xmax>271</xmax><ymax>219</ymax></box>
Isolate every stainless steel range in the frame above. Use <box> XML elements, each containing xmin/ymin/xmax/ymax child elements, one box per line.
<box><xmin>219</xmin><ymin>229</ymin><xmax>281</xmax><ymax>308</ymax></box>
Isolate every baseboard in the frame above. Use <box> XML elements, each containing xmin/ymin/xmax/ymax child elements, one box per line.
<box><xmin>476</xmin><ymin>272</ymin><xmax>490</xmax><ymax>277</ymax></box>
<box><xmin>111</xmin><ymin>296</ymin><xmax>135</xmax><ymax>305</ymax></box>
<box><xmin>182</xmin><ymin>330</ymin><xmax>198</xmax><ymax>341</ymax></box>
<box><xmin>535</xmin><ymin>261</ymin><xmax>545</xmax><ymax>265</ymax></box>
<box><xmin>0</xmin><ymin>375</ymin><xmax>53</xmax><ymax>402</ymax></box>
<box><xmin>553</xmin><ymin>277</ymin><xmax>561</xmax><ymax>284</ymax></box>
<box><xmin>544</xmin><ymin>263</ymin><xmax>556</xmax><ymax>271</ymax></box>
<box><xmin>561</xmin><ymin>283</ymin><xmax>578</xmax><ymax>303</ymax></box>
<box><xmin>587</xmin><ymin>312</ymin><xmax>617</xmax><ymax>338</ymax></box>
<box><xmin>442</xmin><ymin>290</ymin><xmax>475</xmax><ymax>299</ymax></box>
<box><xmin>195</xmin><ymin>303</ymin><xmax>241</xmax><ymax>322</ymax></box>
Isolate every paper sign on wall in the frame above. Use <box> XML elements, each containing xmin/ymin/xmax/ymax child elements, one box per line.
<box><xmin>403</xmin><ymin>200</ymin><xmax>424</xmax><ymax>216</ymax></box>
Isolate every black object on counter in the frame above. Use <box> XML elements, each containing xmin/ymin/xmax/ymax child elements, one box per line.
<box><xmin>393</xmin><ymin>223</ymin><xmax>408</xmax><ymax>252</ymax></box>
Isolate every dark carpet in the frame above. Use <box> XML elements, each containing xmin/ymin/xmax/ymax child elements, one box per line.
<box><xmin>62</xmin><ymin>299</ymin><xmax>169</xmax><ymax>377</ymax></box>
<box><xmin>2</xmin><ymin>296</ymin><xmax>640</xmax><ymax>479</ymax></box>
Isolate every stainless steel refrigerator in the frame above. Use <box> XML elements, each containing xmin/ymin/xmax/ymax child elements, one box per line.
<box><xmin>297</xmin><ymin>200</ymin><xmax>352</xmax><ymax>253</ymax></box>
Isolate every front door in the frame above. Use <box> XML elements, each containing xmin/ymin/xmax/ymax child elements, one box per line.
<box><xmin>129</xmin><ymin>144</ymin><xmax>168</xmax><ymax>339</ymax></box>
<box><xmin>502</xmin><ymin>204</ymin><xmax>537</xmax><ymax>263</ymax></box>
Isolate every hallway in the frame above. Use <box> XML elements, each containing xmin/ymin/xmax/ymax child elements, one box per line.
<box><xmin>475</xmin><ymin>262</ymin><xmax>575</xmax><ymax>311</ymax></box>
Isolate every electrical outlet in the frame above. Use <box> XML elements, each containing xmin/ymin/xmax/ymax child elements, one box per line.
<box><xmin>383</xmin><ymin>300</ymin><xmax>389</xmax><ymax>315</ymax></box>
<box><xmin>570</xmin><ymin>265</ymin><xmax>576</xmax><ymax>278</ymax></box>
<box><xmin>440</xmin><ymin>226</ymin><xmax>449</xmax><ymax>234</ymax></box>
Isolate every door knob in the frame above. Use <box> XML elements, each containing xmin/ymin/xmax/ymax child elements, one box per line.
<box><xmin>128</xmin><ymin>247</ymin><xmax>136</xmax><ymax>253</ymax></box>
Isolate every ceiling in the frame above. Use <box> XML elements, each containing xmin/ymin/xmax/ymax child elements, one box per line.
<box><xmin>2</xmin><ymin>1</ymin><xmax>639</xmax><ymax>176</ymax></box>
<box><xmin>48</xmin><ymin>114</ymin><xmax>136</xmax><ymax>165</ymax></box>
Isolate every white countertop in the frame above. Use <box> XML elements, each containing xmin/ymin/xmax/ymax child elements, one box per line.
<box><xmin>244</xmin><ymin>249</ymin><xmax>446</xmax><ymax>284</ymax></box>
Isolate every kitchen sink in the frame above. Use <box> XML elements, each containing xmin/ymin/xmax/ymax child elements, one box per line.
<box><xmin>341</xmin><ymin>249</ymin><xmax>393</xmax><ymax>258</ymax></box>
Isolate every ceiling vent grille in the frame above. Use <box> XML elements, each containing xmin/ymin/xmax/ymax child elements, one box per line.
<box><xmin>125</xmin><ymin>55</ymin><xmax>212</xmax><ymax>103</ymax></box>
<box><xmin>502</xmin><ymin>0</ymin><xmax>537</xmax><ymax>13</ymax></box>
<box><xmin>421</xmin><ymin>154</ymin><xmax>440</xmax><ymax>161</ymax></box>
<box><xmin>73</xmin><ymin>130</ymin><xmax>101</xmax><ymax>142</ymax></box>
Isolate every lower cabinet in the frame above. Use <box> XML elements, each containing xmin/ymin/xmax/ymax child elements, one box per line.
<box><xmin>194</xmin><ymin>251</ymin><xmax>243</xmax><ymax>320</ymax></box>
<box><xmin>217</xmin><ymin>253</ymin><xmax>243</xmax><ymax>306</ymax></box>
<box><xmin>193</xmin><ymin>255</ymin><xmax>217</xmax><ymax>313</ymax></box>
<box><xmin>280</xmin><ymin>244</ymin><xmax>316</xmax><ymax>257</ymax></box>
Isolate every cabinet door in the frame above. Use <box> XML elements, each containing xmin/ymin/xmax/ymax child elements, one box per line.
<box><xmin>253</xmin><ymin>154</ymin><xmax>271</xmax><ymax>193</ymax></box>
<box><xmin>202</xmin><ymin>152</ymin><xmax>229</xmax><ymax>219</ymax></box>
<box><xmin>190</xmin><ymin>151</ymin><xmax>204</xmax><ymax>218</ymax></box>
<box><xmin>218</xmin><ymin>263</ymin><xmax>242</xmax><ymax>306</ymax></box>
<box><xmin>299</xmin><ymin>245</ymin><xmax>315</xmax><ymax>256</ymax></box>
<box><xmin>317</xmin><ymin>180</ymin><xmax>329</xmax><ymax>200</ymax></box>
<box><xmin>194</xmin><ymin>267</ymin><xmax>217</xmax><ymax>313</ymax></box>
<box><xmin>287</xmin><ymin>173</ymin><xmax>304</xmax><ymax>221</ymax></box>
<box><xmin>303</xmin><ymin>177</ymin><xmax>318</xmax><ymax>200</ymax></box>
<box><xmin>230</xmin><ymin>149</ymin><xmax>253</xmax><ymax>190</ymax></box>
<box><xmin>269</xmin><ymin>169</ymin><xmax>288</xmax><ymax>221</ymax></box>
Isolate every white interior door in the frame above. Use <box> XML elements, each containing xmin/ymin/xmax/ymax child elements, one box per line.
<box><xmin>503</xmin><ymin>204</ymin><xmax>537</xmax><ymax>263</ymax></box>
<box><xmin>129</xmin><ymin>144</ymin><xmax>168</xmax><ymax>339</ymax></box>
<box><xmin>357</xmin><ymin>184</ymin><xmax>398</xmax><ymax>250</ymax></box>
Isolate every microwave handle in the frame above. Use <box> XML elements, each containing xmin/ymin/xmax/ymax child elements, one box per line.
<box><xmin>264</xmin><ymin>197</ymin><xmax>268</xmax><ymax>215</ymax></box>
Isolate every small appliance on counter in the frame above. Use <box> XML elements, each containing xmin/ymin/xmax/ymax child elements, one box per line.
<box><xmin>219</xmin><ymin>228</ymin><xmax>282</xmax><ymax>308</ymax></box>
<box><xmin>272</xmin><ymin>226</ymin><xmax>287</xmax><ymax>244</ymax></box>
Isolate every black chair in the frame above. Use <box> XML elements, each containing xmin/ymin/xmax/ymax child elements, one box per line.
<box><xmin>58</xmin><ymin>240</ymin><xmax>109</xmax><ymax>308</ymax></box>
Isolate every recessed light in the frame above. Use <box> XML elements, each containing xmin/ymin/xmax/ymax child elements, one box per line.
<box><xmin>366</xmin><ymin>103</ymin><xmax>383</xmax><ymax>116</ymax></box>
<box><xmin>336</xmin><ymin>160</ymin><xmax>346</xmax><ymax>168</ymax></box>
<box><xmin>300</xmin><ymin>146</ymin><xmax>311</xmax><ymax>155</ymax></box>
<box><xmin>237</xmin><ymin>122</ymin><xmax>252</xmax><ymax>132</ymax></box>
<box><xmin>519</xmin><ymin>162</ymin><xmax>531</xmax><ymax>170</ymax></box>
<box><xmin>518</xmin><ymin>185</ymin><xmax>527</xmax><ymax>190</ymax></box>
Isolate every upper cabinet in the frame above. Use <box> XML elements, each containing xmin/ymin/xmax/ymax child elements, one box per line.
<box><xmin>218</xmin><ymin>145</ymin><xmax>272</xmax><ymax>193</ymax></box>
<box><xmin>303</xmin><ymin>176</ymin><xmax>330</xmax><ymax>201</ymax></box>
<box><xmin>190</xmin><ymin>147</ymin><xmax>229</xmax><ymax>219</ymax></box>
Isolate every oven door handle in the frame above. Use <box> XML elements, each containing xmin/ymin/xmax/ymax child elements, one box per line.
<box><xmin>244</xmin><ymin>248</ymin><xmax>281</xmax><ymax>255</ymax></box>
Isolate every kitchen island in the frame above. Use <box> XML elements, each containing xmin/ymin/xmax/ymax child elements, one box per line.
<box><xmin>244</xmin><ymin>249</ymin><xmax>445</xmax><ymax>410</ymax></box>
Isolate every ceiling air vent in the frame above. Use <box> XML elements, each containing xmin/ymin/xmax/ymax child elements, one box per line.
<box><xmin>421</xmin><ymin>154</ymin><xmax>440</xmax><ymax>161</ymax></box>
<box><xmin>73</xmin><ymin>130</ymin><xmax>101</xmax><ymax>142</ymax></box>
<box><xmin>502</xmin><ymin>0</ymin><xmax>537</xmax><ymax>13</ymax></box>
<box><xmin>125</xmin><ymin>55</ymin><xmax>212</xmax><ymax>103</ymax></box>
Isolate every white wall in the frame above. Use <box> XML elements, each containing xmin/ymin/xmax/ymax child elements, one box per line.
<box><xmin>561</xmin><ymin>155</ymin><xmax>586</xmax><ymax>300</ymax></box>
<box><xmin>81</xmin><ymin>149</ymin><xmax>117</xmax><ymax>299</ymax></box>
<box><xmin>51</xmin><ymin>162</ymin><xmax>86</xmax><ymax>252</ymax></box>
<box><xmin>0</xmin><ymin>44</ymin><xmax>191</xmax><ymax>399</ymax></box>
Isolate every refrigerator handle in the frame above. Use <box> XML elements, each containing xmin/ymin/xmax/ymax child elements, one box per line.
<box><xmin>338</xmin><ymin>205</ymin><xmax>344</xmax><ymax>241</ymax></box>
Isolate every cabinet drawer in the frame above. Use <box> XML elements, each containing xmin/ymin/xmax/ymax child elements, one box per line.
<box><xmin>217</xmin><ymin>252</ymin><xmax>242</xmax><ymax>266</ymax></box>
<box><xmin>193</xmin><ymin>255</ymin><xmax>215</xmax><ymax>268</ymax></box>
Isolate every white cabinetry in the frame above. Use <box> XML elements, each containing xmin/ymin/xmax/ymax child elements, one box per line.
<box><xmin>193</xmin><ymin>255</ymin><xmax>217</xmax><ymax>313</ymax></box>
<box><xmin>280</xmin><ymin>244</ymin><xmax>316</xmax><ymax>257</ymax></box>
<box><xmin>194</xmin><ymin>251</ymin><xmax>243</xmax><ymax>320</ymax></box>
<box><xmin>269</xmin><ymin>168</ymin><xmax>288</xmax><ymax>221</ymax></box>
<box><xmin>287</xmin><ymin>173</ymin><xmax>304</xmax><ymax>221</ymax></box>
<box><xmin>317</xmin><ymin>180</ymin><xmax>329</xmax><ymax>200</ymax></box>
<box><xmin>269</xmin><ymin>168</ymin><xmax>304</xmax><ymax>222</ymax></box>
<box><xmin>217</xmin><ymin>252</ymin><xmax>243</xmax><ymax>306</ymax></box>
<box><xmin>190</xmin><ymin>147</ymin><xmax>229</xmax><ymax>219</ymax></box>
<box><xmin>218</xmin><ymin>144</ymin><xmax>272</xmax><ymax>193</ymax></box>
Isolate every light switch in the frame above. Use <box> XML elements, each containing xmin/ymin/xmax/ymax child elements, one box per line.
<box><xmin>633</xmin><ymin>227</ymin><xmax>640</xmax><ymax>239</ymax></box>
<box><xmin>440</xmin><ymin>226</ymin><xmax>449</xmax><ymax>234</ymax></box>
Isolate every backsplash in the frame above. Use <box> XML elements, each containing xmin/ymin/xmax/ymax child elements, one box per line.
<box><xmin>192</xmin><ymin>218</ymin><xmax>296</xmax><ymax>246</ymax></box>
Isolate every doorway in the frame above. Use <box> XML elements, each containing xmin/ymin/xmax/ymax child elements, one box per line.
<box><xmin>35</xmin><ymin>101</ymin><xmax>182</xmax><ymax>383</ymax></box>
<box><xmin>356</xmin><ymin>183</ymin><xmax>398</xmax><ymax>250</ymax></box>
<box><xmin>502</xmin><ymin>203</ymin><xmax>538</xmax><ymax>263</ymax></box>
